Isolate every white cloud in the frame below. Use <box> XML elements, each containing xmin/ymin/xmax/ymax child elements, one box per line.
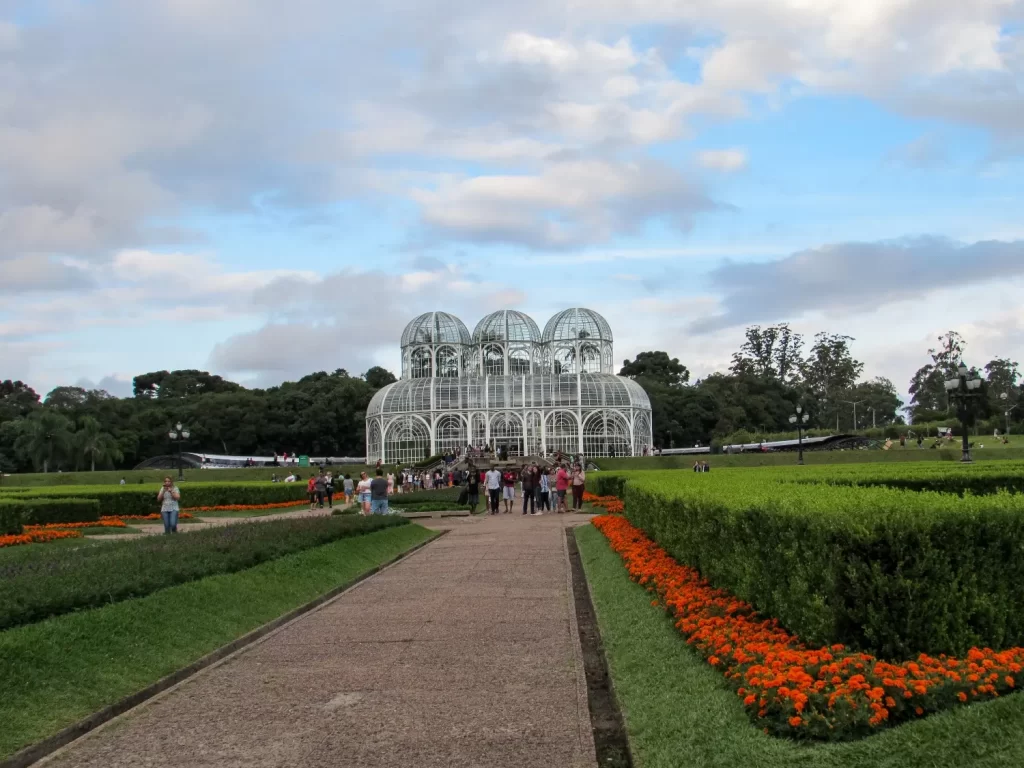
<box><xmin>696</xmin><ymin>148</ymin><xmax>749</xmax><ymax>172</ymax></box>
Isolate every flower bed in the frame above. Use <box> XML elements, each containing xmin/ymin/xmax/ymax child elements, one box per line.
<box><xmin>24</xmin><ymin>519</ymin><xmax>128</xmax><ymax>530</ymax></box>
<box><xmin>582</xmin><ymin>492</ymin><xmax>624</xmax><ymax>513</ymax></box>
<box><xmin>181</xmin><ymin>501</ymin><xmax>304</xmax><ymax>512</ymax></box>
<box><xmin>593</xmin><ymin>511</ymin><xmax>1024</xmax><ymax>741</ymax></box>
<box><xmin>101</xmin><ymin>513</ymin><xmax>194</xmax><ymax>521</ymax></box>
<box><xmin>0</xmin><ymin>530</ymin><xmax>83</xmax><ymax>548</ymax></box>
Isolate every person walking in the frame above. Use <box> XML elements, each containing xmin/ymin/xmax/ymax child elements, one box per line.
<box><xmin>370</xmin><ymin>468</ymin><xmax>390</xmax><ymax>515</ymax></box>
<box><xmin>324</xmin><ymin>472</ymin><xmax>335</xmax><ymax>508</ymax></box>
<box><xmin>555</xmin><ymin>463</ymin><xmax>570</xmax><ymax>513</ymax></box>
<box><xmin>157</xmin><ymin>476</ymin><xmax>181</xmax><ymax>534</ymax></box>
<box><xmin>356</xmin><ymin>471</ymin><xmax>372</xmax><ymax>515</ymax></box>
<box><xmin>307</xmin><ymin>474</ymin><xmax>317</xmax><ymax>510</ymax></box>
<box><xmin>485</xmin><ymin>466</ymin><xmax>502</xmax><ymax>514</ymax></box>
<box><xmin>501</xmin><ymin>466</ymin><xmax>517</xmax><ymax>513</ymax></box>
<box><xmin>538</xmin><ymin>467</ymin><xmax>551</xmax><ymax>512</ymax></box>
<box><xmin>571</xmin><ymin>463</ymin><xmax>586</xmax><ymax>511</ymax></box>
<box><xmin>465</xmin><ymin>468</ymin><xmax>480</xmax><ymax>514</ymax></box>
<box><xmin>520</xmin><ymin>464</ymin><xmax>536</xmax><ymax>515</ymax></box>
<box><xmin>314</xmin><ymin>473</ymin><xmax>327</xmax><ymax>508</ymax></box>
<box><xmin>343</xmin><ymin>473</ymin><xmax>354</xmax><ymax>505</ymax></box>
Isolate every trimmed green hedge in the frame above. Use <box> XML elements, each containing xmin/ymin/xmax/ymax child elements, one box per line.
<box><xmin>389</xmin><ymin>487</ymin><xmax>462</xmax><ymax>504</ymax></box>
<box><xmin>0</xmin><ymin>482</ymin><xmax>309</xmax><ymax>518</ymax></box>
<box><xmin>593</xmin><ymin>470</ymin><xmax>1024</xmax><ymax>660</ymax></box>
<box><xmin>0</xmin><ymin>498</ymin><xmax>100</xmax><ymax>529</ymax></box>
<box><xmin>0</xmin><ymin>503</ymin><xmax>22</xmax><ymax>535</ymax></box>
<box><xmin>0</xmin><ymin>514</ymin><xmax>409</xmax><ymax>630</ymax></box>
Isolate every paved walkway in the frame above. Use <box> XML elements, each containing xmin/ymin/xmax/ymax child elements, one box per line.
<box><xmin>43</xmin><ymin>514</ymin><xmax>598</xmax><ymax>768</ymax></box>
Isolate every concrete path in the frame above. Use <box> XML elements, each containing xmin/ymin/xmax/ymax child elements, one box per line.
<box><xmin>43</xmin><ymin>514</ymin><xmax>598</xmax><ymax>768</ymax></box>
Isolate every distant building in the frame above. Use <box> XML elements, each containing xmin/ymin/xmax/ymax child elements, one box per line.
<box><xmin>365</xmin><ymin>308</ymin><xmax>653</xmax><ymax>463</ymax></box>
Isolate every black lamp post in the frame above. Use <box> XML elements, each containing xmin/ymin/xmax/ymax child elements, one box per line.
<box><xmin>1000</xmin><ymin>392</ymin><xmax>1019</xmax><ymax>436</ymax></box>
<box><xmin>944</xmin><ymin>363</ymin><xmax>983</xmax><ymax>463</ymax></box>
<box><xmin>168</xmin><ymin>422</ymin><xmax>191</xmax><ymax>481</ymax></box>
<box><xmin>788</xmin><ymin>405</ymin><xmax>810</xmax><ymax>465</ymax></box>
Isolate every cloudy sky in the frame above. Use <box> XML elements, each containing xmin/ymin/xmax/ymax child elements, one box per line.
<box><xmin>2</xmin><ymin>0</ymin><xmax>1023</xmax><ymax>402</ymax></box>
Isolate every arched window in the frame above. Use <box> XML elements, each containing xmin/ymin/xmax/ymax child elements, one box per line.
<box><xmin>384</xmin><ymin>417</ymin><xmax>430</xmax><ymax>464</ymax></box>
<box><xmin>508</xmin><ymin>349</ymin><xmax>532</xmax><ymax>376</ymax></box>
<box><xmin>367</xmin><ymin>420</ymin><xmax>383</xmax><ymax>462</ymax></box>
<box><xmin>483</xmin><ymin>344</ymin><xmax>505</xmax><ymax>376</ymax></box>
<box><xmin>633</xmin><ymin>411</ymin><xmax>652</xmax><ymax>457</ymax></box>
<box><xmin>583</xmin><ymin>411</ymin><xmax>631</xmax><ymax>458</ymax></box>
<box><xmin>525</xmin><ymin>411</ymin><xmax>543</xmax><ymax>456</ymax></box>
<box><xmin>545</xmin><ymin>411</ymin><xmax>579</xmax><ymax>456</ymax></box>
<box><xmin>490</xmin><ymin>412</ymin><xmax>524</xmax><ymax>456</ymax></box>
<box><xmin>436</xmin><ymin>346</ymin><xmax>460</xmax><ymax>378</ymax></box>
<box><xmin>435</xmin><ymin>414</ymin><xmax>467</xmax><ymax>456</ymax></box>
<box><xmin>409</xmin><ymin>347</ymin><xmax>432</xmax><ymax>379</ymax></box>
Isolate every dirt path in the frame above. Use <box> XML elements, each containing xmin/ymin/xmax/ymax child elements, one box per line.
<box><xmin>42</xmin><ymin>514</ymin><xmax>598</xmax><ymax>768</ymax></box>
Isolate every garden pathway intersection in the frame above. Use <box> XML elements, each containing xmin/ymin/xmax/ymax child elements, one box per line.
<box><xmin>41</xmin><ymin>514</ymin><xmax>598</xmax><ymax>768</ymax></box>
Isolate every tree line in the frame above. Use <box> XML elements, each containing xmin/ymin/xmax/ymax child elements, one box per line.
<box><xmin>1</xmin><ymin>326</ymin><xmax>1019</xmax><ymax>472</ymax></box>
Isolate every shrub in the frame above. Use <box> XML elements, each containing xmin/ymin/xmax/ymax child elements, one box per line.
<box><xmin>0</xmin><ymin>503</ymin><xmax>22</xmax><ymax>535</ymax></box>
<box><xmin>389</xmin><ymin>502</ymin><xmax>471</xmax><ymax>513</ymax></box>
<box><xmin>0</xmin><ymin>498</ymin><xmax>99</xmax><ymax>528</ymax></box>
<box><xmin>7</xmin><ymin>482</ymin><xmax>309</xmax><ymax>518</ymax></box>
<box><xmin>605</xmin><ymin>469</ymin><xmax>1024</xmax><ymax>659</ymax></box>
<box><xmin>0</xmin><ymin>514</ymin><xmax>408</xmax><ymax>630</ymax></box>
<box><xmin>389</xmin><ymin>487</ymin><xmax>462</xmax><ymax>504</ymax></box>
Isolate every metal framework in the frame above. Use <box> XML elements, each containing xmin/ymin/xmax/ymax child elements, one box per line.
<box><xmin>367</xmin><ymin>308</ymin><xmax>653</xmax><ymax>462</ymax></box>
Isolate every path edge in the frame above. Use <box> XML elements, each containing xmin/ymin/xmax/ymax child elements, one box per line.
<box><xmin>566</xmin><ymin>526</ymin><xmax>634</xmax><ymax>767</ymax></box>
<box><xmin>3</xmin><ymin>526</ymin><xmax>447</xmax><ymax>768</ymax></box>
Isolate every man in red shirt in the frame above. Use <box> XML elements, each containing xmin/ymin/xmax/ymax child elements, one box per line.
<box><xmin>501</xmin><ymin>468</ymin><xmax>517</xmax><ymax>513</ymax></box>
<box><xmin>555</xmin><ymin>464</ymin><xmax>570</xmax><ymax>513</ymax></box>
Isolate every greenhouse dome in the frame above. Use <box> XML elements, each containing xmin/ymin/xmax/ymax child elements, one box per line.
<box><xmin>368</xmin><ymin>308</ymin><xmax>652</xmax><ymax>463</ymax></box>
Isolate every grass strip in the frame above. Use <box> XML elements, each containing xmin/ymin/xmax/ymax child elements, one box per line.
<box><xmin>0</xmin><ymin>523</ymin><xmax>435</xmax><ymax>760</ymax></box>
<box><xmin>574</xmin><ymin>523</ymin><xmax>1024</xmax><ymax>768</ymax></box>
<box><xmin>0</xmin><ymin>514</ymin><xmax>407</xmax><ymax>630</ymax></box>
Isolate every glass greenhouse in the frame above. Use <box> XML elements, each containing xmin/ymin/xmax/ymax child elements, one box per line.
<box><xmin>367</xmin><ymin>308</ymin><xmax>653</xmax><ymax>463</ymax></box>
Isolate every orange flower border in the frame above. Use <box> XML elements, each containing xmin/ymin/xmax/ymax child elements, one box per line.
<box><xmin>593</xmin><ymin>511</ymin><xmax>1023</xmax><ymax>741</ymax></box>
<box><xmin>582</xmin><ymin>492</ymin><xmax>624</xmax><ymax>514</ymax></box>
<box><xmin>181</xmin><ymin>501</ymin><xmax>305</xmax><ymax>512</ymax></box>
<box><xmin>0</xmin><ymin>529</ymin><xmax>83</xmax><ymax>548</ymax></box>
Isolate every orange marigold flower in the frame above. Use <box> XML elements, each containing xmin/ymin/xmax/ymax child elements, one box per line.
<box><xmin>788</xmin><ymin>716</ymin><xmax>802</xmax><ymax>727</ymax></box>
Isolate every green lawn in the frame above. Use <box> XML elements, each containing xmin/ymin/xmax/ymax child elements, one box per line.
<box><xmin>0</xmin><ymin>523</ymin><xmax>436</xmax><ymax>759</ymax></box>
<box><xmin>575</xmin><ymin>523</ymin><xmax>1024</xmax><ymax>768</ymax></box>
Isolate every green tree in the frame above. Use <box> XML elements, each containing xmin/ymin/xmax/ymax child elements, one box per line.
<box><xmin>908</xmin><ymin>331</ymin><xmax>968</xmax><ymax>422</ymax></box>
<box><xmin>803</xmin><ymin>333</ymin><xmax>864</xmax><ymax>429</ymax></box>
<box><xmin>619</xmin><ymin>351</ymin><xmax>690</xmax><ymax>387</ymax></box>
<box><xmin>14</xmin><ymin>409</ymin><xmax>74</xmax><ymax>473</ymax></box>
<box><xmin>76</xmin><ymin>415</ymin><xmax>124</xmax><ymax>471</ymax></box>
<box><xmin>0</xmin><ymin>380</ymin><xmax>40</xmax><ymax>423</ymax></box>
<box><xmin>729</xmin><ymin>324</ymin><xmax>804</xmax><ymax>383</ymax></box>
<box><xmin>364</xmin><ymin>366</ymin><xmax>397</xmax><ymax>390</ymax></box>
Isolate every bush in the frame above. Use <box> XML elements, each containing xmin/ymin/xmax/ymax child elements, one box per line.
<box><xmin>389</xmin><ymin>502</ymin><xmax>471</xmax><ymax>513</ymax></box>
<box><xmin>390</xmin><ymin>487</ymin><xmax>462</xmax><ymax>504</ymax></box>
<box><xmin>602</xmin><ymin>468</ymin><xmax>1024</xmax><ymax>659</ymax></box>
<box><xmin>0</xmin><ymin>514</ymin><xmax>409</xmax><ymax>630</ymax></box>
<box><xmin>6</xmin><ymin>482</ymin><xmax>309</xmax><ymax>518</ymax></box>
<box><xmin>0</xmin><ymin>498</ymin><xmax>100</xmax><ymax>527</ymax></box>
<box><xmin>0</xmin><ymin>503</ymin><xmax>22</xmax><ymax>535</ymax></box>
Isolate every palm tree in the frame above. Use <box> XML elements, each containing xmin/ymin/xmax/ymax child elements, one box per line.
<box><xmin>14</xmin><ymin>410</ymin><xmax>74</xmax><ymax>473</ymax></box>
<box><xmin>77</xmin><ymin>416</ymin><xmax>124</xmax><ymax>471</ymax></box>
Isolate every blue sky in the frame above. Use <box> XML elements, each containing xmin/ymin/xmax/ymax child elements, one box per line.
<box><xmin>1</xmin><ymin>0</ymin><xmax>1023</xmax><ymax>405</ymax></box>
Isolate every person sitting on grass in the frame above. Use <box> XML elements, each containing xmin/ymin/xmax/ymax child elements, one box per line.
<box><xmin>157</xmin><ymin>476</ymin><xmax>181</xmax><ymax>534</ymax></box>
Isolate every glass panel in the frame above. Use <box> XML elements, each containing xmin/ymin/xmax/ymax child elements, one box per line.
<box><xmin>384</xmin><ymin>416</ymin><xmax>431</xmax><ymax>464</ymax></box>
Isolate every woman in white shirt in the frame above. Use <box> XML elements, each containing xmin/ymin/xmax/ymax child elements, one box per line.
<box><xmin>356</xmin><ymin>472</ymin><xmax>372</xmax><ymax>515</ymax></box>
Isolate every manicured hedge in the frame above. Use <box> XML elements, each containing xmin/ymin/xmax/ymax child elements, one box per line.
<box><xmin>593</xmin><ymin>470</ymin><xmax>1024</xmax><ymax>659</ymax></box>
<box><xmin>3</xmin><ymin>482</ymin><xmax>309</xmax><ymax>518</ymax></box>
<box><xmin>0</xmin><ymin>514</ymin><xmax>409</xmax><ymax>630</ymax></box>
<box><xmin>0</xmin><ymin>498</ymin><xmax>100</xmax><ymax>529</ymax></box>
<box><xmin>0</xmin><ymin>503</ymin><xmax>22</xmax><ymax>535</ymax></box>
<box><xmin>389</xmin><ymin>486</ymin><xmax>462</xmax><ymax>504</ymax></box>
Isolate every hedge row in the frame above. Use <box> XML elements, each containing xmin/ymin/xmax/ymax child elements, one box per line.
<box><xmin>0</xmin><ymin>498</ymin><xmax>101</xmax><ymax>533</ymax></box>
<box><xmin>0</xmin><ymin>482</ymin><xmax>309</xmax><ymax>518</ymax></box>
<box><xmin>591</xmin><ymin>470</ymin><xmax>1024</xmax><ymax>660</ymax></box>
<box><xmin>0</xmin><ymin>514</ymin><xmax>409</xmax><ymax>630</ymax></box>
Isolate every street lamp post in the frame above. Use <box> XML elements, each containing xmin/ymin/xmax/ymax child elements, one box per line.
<box><xmin>788</xmin><ymin>405</ymin><xmax>810</xmax><ymax>465</ymax></box>
<box><xmin>841</xmin><ymin>400</ymin><xmax>866</xmax><ymax>431</ymax></box>
<box><xmin>168</xmin><ymin>422</ymin><xmax>191</xmax><ymax>481</ymax></box>
<box><xmin>944</xmin><ymin>363</ymin><xmax>983</xmax><ymax>463</ymax></box>
<box><xmin>1000</xmin><ymin>392</ymin><xmax>1019</xmax><ymax>436</ymax></box>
